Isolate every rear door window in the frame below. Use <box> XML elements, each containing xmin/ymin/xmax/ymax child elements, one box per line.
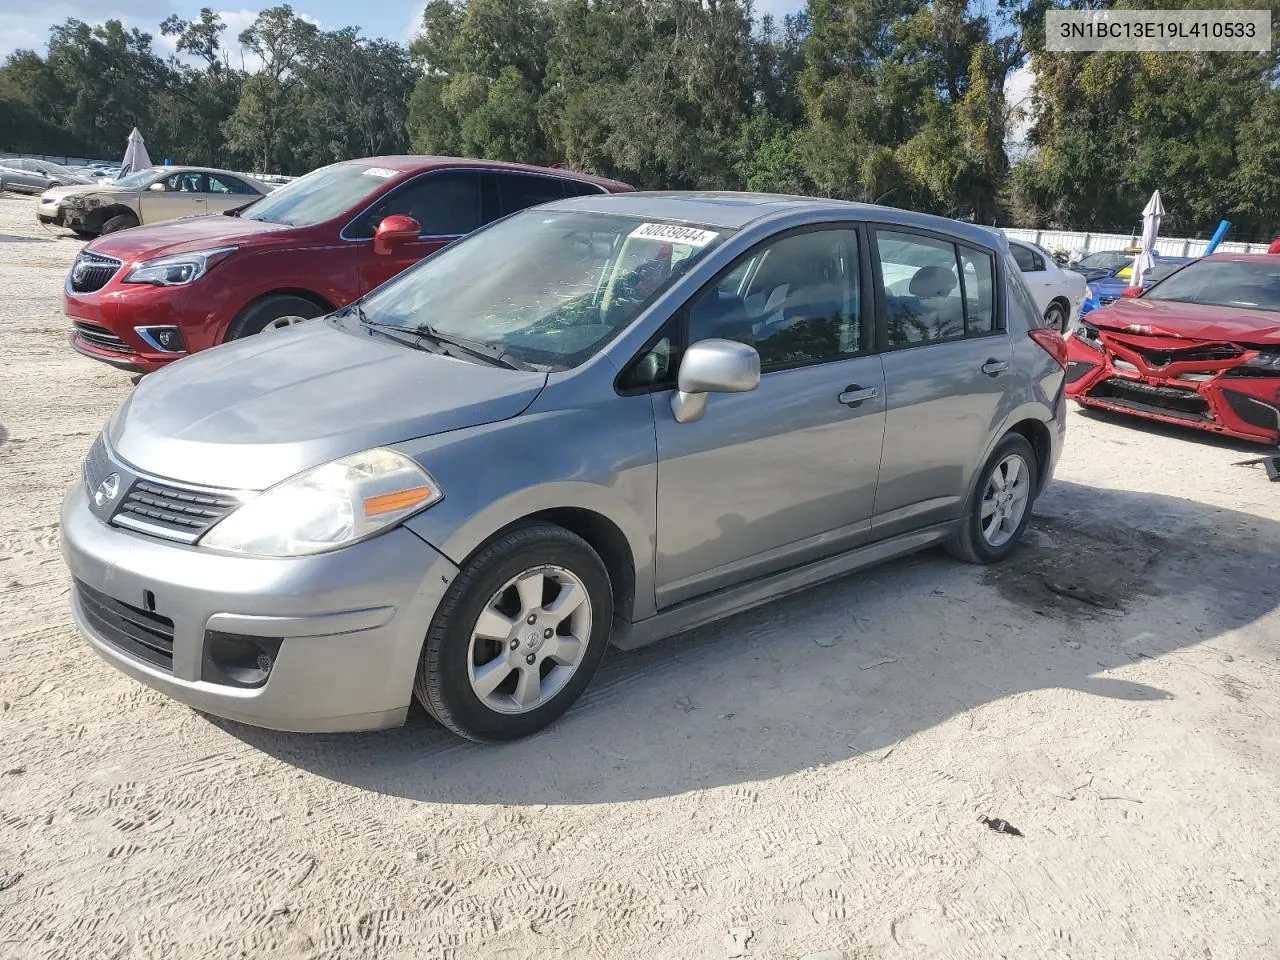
<box><xmin>874</xmin><ymin>229</ymin><xmax>1002</xmax><ymax>345</ymax></box>
<box><xmin>497</xmin><ymin>173</ymin><xmax>568</xmax><ymax>216</ymax></box>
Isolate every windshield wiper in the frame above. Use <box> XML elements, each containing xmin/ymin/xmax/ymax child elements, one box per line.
<box><xmin>410</xmin><ymin>323</ymin><xmax>530</xmax><ymax>371</ymax></box>
<box><xmin>355</xmin><ymin>313</ymin><xmax>529</xmax><ymax>370</ymax></box>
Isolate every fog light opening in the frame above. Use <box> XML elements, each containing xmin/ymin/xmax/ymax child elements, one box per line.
<box><xmin>135</xmin><ymin>325</ymin><xmax>188</xmax><ymax>353</ymax></box>
<box><xmin>202</xmin><ymin>631</ymin><xmax>282</xmax><ymax>688</ymax></box>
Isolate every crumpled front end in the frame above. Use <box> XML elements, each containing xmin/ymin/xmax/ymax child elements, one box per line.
<box><xmin>1065</xmin><ymin>321</ymin><xmax>1280</xmax><ymax>444</ymax></box>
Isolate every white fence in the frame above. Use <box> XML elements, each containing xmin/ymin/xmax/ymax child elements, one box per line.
<box><xmin>1002</xmin><ymin>227</ymin><xmax>1271</xmax><ymax>258</ymax></box>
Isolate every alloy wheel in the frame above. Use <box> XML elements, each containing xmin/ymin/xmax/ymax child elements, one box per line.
<box><xmin>466</xmin><ymin>566</ymin><xmax>592</xmax><ymax>715</ymax></box>
<box><xmin>980</xmin><ymin>453</ymin><xmax>1031</xmax><ymax>547</ymax></box>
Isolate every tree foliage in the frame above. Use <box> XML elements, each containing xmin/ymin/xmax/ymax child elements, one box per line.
<box><xmin>3</xmin><ymin>0</ymin><xmax>1280</xmax><ymax>238</ymax></box>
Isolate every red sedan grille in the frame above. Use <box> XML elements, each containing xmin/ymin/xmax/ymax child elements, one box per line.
<box><xmin>1126</xmin><ymin>343</ymin><xmax>1242</xmax><ymax>368</ymax></box>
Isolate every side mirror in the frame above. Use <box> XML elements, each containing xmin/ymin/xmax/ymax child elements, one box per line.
<box><xmin>148</xmin><ymin>182</ymin><xmax>165</xmax><ymax>192</ymax></box>
<box><xmin>1121</xmin><ymin>286</ymin><xmax>1143</xmax><ymax>299</ymax></box>
<box><xmin>373</xmin><ymin>215</ymin><xmax>421</xmax><ymax>255</ymax></box>
<box><xmin>671</xmin><ymin>339</ymin><xmax>761</xmax><ymax>424</ymax></box>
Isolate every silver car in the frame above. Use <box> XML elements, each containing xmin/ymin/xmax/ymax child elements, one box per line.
<box><xmin>0</xmin><ymin>158</ymin><xmax>93</xmax><ymax>194</ymax></box>
<box><xmin>61</xmin><ymin>193</ymin><xmax>1067</xmax><ymax>741</ymax></box>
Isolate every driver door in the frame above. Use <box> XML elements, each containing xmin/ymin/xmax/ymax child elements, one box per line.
<box><xmin>139</xmin><ymin>171</ymin><xmax>207</xmax><ymax>223</ymax></box>
<box><xmin>646</xmin><ymin>226</ymin><xmax>887</xmax><ymax>607</ymax></box>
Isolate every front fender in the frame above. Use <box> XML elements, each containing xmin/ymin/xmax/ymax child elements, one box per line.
<box><xmin>396</xmin><ymin>393</ymin><xmax>659</xmax><ymax>619</ymax></box>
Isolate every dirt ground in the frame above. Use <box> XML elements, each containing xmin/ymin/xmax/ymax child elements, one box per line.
<box><xmin>1</xmin><ymin>191</ymin><xmax>1279</xmax><ymax>960</ymax></box>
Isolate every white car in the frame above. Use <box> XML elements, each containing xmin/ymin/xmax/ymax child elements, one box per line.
<box><xmin>1009</xmin><ymin>240</ymin><xmax>1089</xmax><ymax>335</ymax></box>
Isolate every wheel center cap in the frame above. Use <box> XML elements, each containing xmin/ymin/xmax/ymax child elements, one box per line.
<box><xmin>523</xmin><ymin>628</ymin><xmax>543</xmax><ymax>650</ymax></box>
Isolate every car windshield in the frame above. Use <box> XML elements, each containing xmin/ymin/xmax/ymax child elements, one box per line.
<box><xmin>357</xmin><ymin>210</ymin><xmax>727</xmax><ymax>369</ymax></box>
<box><xmin>114</xmin><ymin>169</ymin><xmax>162</xmax><ymax>189</ymax></box>
<box><xmin>1143</xmin><ymin>259</ymin><xmax>1280</xmax><ymax>312</ymax></box>
<box><xmin>241</xmin><ymin>163</ymin><xmax>393</xmax><ymax>226</ymax></box>
<box><xmin>1078</xmin><ymin>251</ymin><xmax>1132</xmax><ymax>270</ymax></box>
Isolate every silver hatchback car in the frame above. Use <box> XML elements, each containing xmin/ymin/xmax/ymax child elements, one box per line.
<box><xmin>61</xmin><ymin>193</ymin><xmax>1067</xmax><ymax>741</ymax></box>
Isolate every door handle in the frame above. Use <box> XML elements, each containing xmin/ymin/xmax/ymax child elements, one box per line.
<box><xmin>981</xmin><ymin>358</ymin><xmax>1009</xmax><ymax>376</ymax></box>
<box><xmin>838</xmin><ymin>385</ymin><xmax>879</xmax><ymax>407</ymax></box>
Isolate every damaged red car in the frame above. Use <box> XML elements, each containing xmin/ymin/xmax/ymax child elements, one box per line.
<box><xmin>1065</xmin><ymin>254</ymin><xmax>1280</xmax><ymax>445</ymax></box>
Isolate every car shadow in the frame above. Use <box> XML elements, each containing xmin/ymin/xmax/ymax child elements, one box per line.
<box><xmin>215</xmin><ymin>479</ymin><xmax>1280</xmax><ymax>804</ymax></box>
<box><xmin>1075</xmin><ymin>404</ymin><xmax>1275</xmax><ymax>452</ymax></box>
<box><xmin>0</xmin><ymin>424</ymin><xmax>7</xmax><ymax>448</ymax></box>
<box><xmin>0</xmin><ymin>234</ymin><xmax>53</xmax><ymax>244</ymax></box>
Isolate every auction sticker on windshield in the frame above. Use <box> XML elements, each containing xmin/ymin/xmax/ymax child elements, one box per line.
<box><xmin>362</xmin><ymin>167</ymin><xmax>399</xmax><ymax>179</ymax></box>
<box><xmin>628</xmin><ymin>223</ymin><xmax>719</xmax><ymax>247</ymax></box>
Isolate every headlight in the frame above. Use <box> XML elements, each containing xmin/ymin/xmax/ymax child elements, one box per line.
<box><xmin>1085</xmin><ymin>285</ymin><xmax>1096</xmax><ymax>299</ymax></box>
<box><xmin>123</xmin><ymin>245</ymin><xmax>237</xmax><ymax>287</ymax></box>
<box><xmin>1075</xmin><ymin>321</ymin><xmax>1103</xmax><ymax>351</ymax></box>
<box><xmin>1241</xmin><ymin>350</ymin><xmax>1280</xmax><ymax>372</ymax></box>
<box><xmin>41</xmin><ymin>192</ymin><xmax>57</xmax><ymax>203</ymax></box>
<box><xmin>199</xmin><ymin>448</ymin><xmax>442</xmax><ymax>557</ymax></box>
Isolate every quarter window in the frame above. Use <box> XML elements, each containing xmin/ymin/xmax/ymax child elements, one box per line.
<box><xmin>687</xmin><ymin>228</ymin><xmax>863</xmax><ymax>370</ymax></box>
<box><xmin>958</xmin><ymin>247</ymin><xmax>997</xmax><ymax>334</ymax></box>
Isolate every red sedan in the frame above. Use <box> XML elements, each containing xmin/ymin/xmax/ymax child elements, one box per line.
<box><xmin>64</xmin><ymin>157</ymin><xmax>632</xmax><ymax>372</ymax></box>
<box><xmin>1065</xmin><ymin>254</ymin><xmax>1280</xmax><ymax>444</ymax></box>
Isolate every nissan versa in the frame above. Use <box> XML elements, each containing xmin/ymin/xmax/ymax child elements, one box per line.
<box><xmin>61</xmin><ymin>193</ymin><xmax>1067</xmax><ymax>742</ymax></box>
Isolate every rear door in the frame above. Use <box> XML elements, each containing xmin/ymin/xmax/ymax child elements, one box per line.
<box><xmin>203</xmin><ymin>172</ymin><xmax>261</xmax><ymax>214</ymax></box>
<box><xmin>353</xmin><ymin>169</ymin><xmax>485</xmax><ymax>292</ymax></box>
<box><xmin>647</xmin><ymin>225</ymin><xmax>887</xmax><ymax>607</ymax></box>
<box><xmin>871</xmin><ymin>228</ymin><xmax>1012</xmax><ymax>539</ymax></box>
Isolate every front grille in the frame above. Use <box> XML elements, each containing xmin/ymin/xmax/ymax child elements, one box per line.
<box><xmin>1088</xmin><ymin>376</ymin><xmax>1212</xmax><ymax>421</ymax></box>
<box><xmin>1125</xmin><ymin>343</ymin><xmax>1242</xmax><ymax>368</ymax></box>
<box><xmin>73</xmin><ymin>321</ymin><xmax>135</xmax><ymax>354</ymax></box>
<box><xmin>74</xmin><ymin>580</ymin><xmax>174</xmax><ymax>671</ymax></box>
<box><xmin>1098</xmin><ymin>295</ymin><xmax>1119</xmax><ymax>305</ymax></box>
<box><xmin>114</xmin><ymin>478</ymin><xmax>241</xmax><ymax>542</ymax></box>
<box><xmin>68</xmin><ymin>251</ymin><xmax>122</xmax><ymax>293</ymax></box>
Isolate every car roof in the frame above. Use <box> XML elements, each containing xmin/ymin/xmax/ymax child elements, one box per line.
<box><xmin>334</xmin><ymin>155</ymin><xmax>631</xmax><ymax>192</ymax></box>
<box><xmin>1200</xmin><ymin>253</ymin><xmax>1280</xmax><ymax>264</ymax></box>
<box><xmin>539</xmin><ymin>191</ymin><xmax>1005</xmax><ymax>248</ymax></box>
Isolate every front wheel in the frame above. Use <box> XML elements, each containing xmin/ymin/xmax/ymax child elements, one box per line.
<box><xmin>224</xmin><ymin>294</ymin><xmax>325</xmax><ymax>340</ymax></box>
<box><xmin>414</xmin><ymin>522</ymin><xmax>613</xmax><ymax>742</ymax></box>
<box><xmin>946</xmin><ymin>433</ymin><xmax>1039</xmax><ymax>565</ymax></box>
<box><xmin>100</xmin><ymin>213</ymin><xmax>139</xmax><ymax>234</ymax></box>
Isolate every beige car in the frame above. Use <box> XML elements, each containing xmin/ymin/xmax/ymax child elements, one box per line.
<box><xmin>38</xmin><ymin>166</ymin><xmax>272</xmax><ymax>237</ymax></box>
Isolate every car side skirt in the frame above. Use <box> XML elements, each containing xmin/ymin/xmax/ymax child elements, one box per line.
<box><xmin>612</xmin><ymin>521</ymin><xmax>954</xmax><ymax>650</ymax></box>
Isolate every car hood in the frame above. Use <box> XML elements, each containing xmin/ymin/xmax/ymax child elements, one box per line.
<box><xmin>42</xmin><ymin>183</ymin><xmax>100</xmax><ymax>202</ymax></box>
<box><xmin>87</xmin><ymin>213</ymin><xmax>292</xmax><ymax>262</ymax></box>
<box><xmin>1089</xmin><ymin>298</ymin><xmax>1280</xmax><ymax>345</ymax></box>
<box><xmin>108</xmin><ymin>319</ymin><xmax>549</xmax><ymax>490</ymax></box>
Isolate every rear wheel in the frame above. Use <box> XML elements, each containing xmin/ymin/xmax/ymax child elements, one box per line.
<box><xmin>100</xmin><ymin>213</ymin><xmax>138</xmax><ymax>234</ymax></box>
<box><xmin>413</xmin><ymin>522</ymin><xmax>613</xmax><ymax>742</ymax></box>
<box><xmin>1043</xmin><ymin>302</ymin><xmax>1068</xmax><ymax>334</ymax></box>
<box><xmin>946</xmin><ymin>433</ymin><xmax>1038</xmax><ymax>565</ymax></box>
<box><xmin>224</xmin><ymin>294</ymin><xmax>325</xmax><ymax>341</ymax></box>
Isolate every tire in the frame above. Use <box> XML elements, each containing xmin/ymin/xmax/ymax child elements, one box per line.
<box><xmin>1043</xmin><ymin>302</ymin><xmax>1068</xmax><ymax>334</ymax></box>
<box><xmin>100</xmin><ymin>213</ymin><xmax>138</xmax><ymax>234</ymax></box>
<box><xmin>73</xmin><ymin>230</ymin><xmax>96</xmax><ymax>240</ymax></box>
<box><xmin>945</xmin><ymin>433</ymin><xmax>1039</xmax><ymax>565</ymax></box>
<box><xmin>224</xmin><ymin>294</ymin><xmax>325</xmax><ymax>341</ymax></box>
<box><xmin>413</xmin><ymin>522</ymin><xmax>613</xmax><ymax>742</ymax></box>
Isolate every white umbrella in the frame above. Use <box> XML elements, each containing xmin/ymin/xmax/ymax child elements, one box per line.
<box><xmin>1130</xmin><ymin>189</ymin><xmax>1164</xmax><ymax>287</ymax></box>
<box><xmin>119</xmin><ymin>128</ymin><xmax>152</xmax><ymax>178</ymax></box>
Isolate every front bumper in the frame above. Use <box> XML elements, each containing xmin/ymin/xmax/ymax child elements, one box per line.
<box><xmin>37</xmin><ymin>197</ymin><xmax>64</xmax><ymax>226</ymax></box>
<box><xmin>64</xmin><ymin>284</ymin><xmax>201</xmax><ymax>373</ymax></box>
<box><xmin>60</xmin><ymin>482</ymin><xmax>460</xmax><ymax>732</ymax></box>
<box><xmin>1065</xmin><ymin>334</ymin><xmax>1280</xmax><ymax>445</ymax></box>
